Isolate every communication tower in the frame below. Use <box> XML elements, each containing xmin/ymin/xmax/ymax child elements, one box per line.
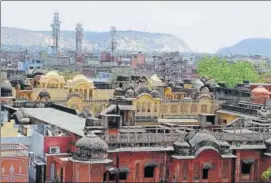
<box><xmin>111</xmin><ymin>26</ymin><xmax>117</xmax><ymax>62</ymax></box>
<box><xmin>51</xmin><ymin>11</ymin><xmax>61</xmax><ymax>56</ymax></box>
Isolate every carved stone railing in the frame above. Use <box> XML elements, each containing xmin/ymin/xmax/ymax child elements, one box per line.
<box><xmin>101</xmin><ymin>133</ymin><xmax>185</xmax><ymax>147</ymax></box>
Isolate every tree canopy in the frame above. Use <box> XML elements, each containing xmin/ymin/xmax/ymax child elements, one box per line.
<box><xmin>197</xmin><ymin>56</ymin><xmax>260</xmax><ymax>88</ymax></box>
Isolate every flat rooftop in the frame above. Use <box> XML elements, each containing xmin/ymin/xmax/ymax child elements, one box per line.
<box><xmin>23</xmin><ymin>108</ymin><xmax>85</xmax><ymax>137</ymax></box>
<box><xmin>158</xmin><ymin>119</ymin><xmax>198</xmax><ymax>124</ymax></box>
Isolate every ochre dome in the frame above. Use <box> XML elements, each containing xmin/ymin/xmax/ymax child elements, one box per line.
<box><xmin>252</xmin><ymin>86</ymin><xmax>269</xmax><ymax>94</ymax></box>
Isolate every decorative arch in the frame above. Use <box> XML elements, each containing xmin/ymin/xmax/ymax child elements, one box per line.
<box><xmin>198</xmin><ymin>95</ymin><xmax>212</xmax><ymax>102</ymax></box>
<box><xmin>191</xmin><ymin>103</ymin><xmax>198</xmax><ymax>113</ymax></box>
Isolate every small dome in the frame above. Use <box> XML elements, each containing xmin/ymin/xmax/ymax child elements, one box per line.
<box><xmin>189</xmin><ymin>131</ymin><xmax>219</xmax><ymax>148</ymax></box>
<box><xmin>168</xmin><ymin>81</ymin><xmax>175</xmax><ymax>88</ymax></box>
<box><xmin>137</xmin><ymin>85</ymin><xmax>151</xmax><ymax>95</ymax></box>
<box><xmin>125</xmin><ymin>89</ymin><xmax>135</xmax><ymax>98</ymax></box>
<box><xmin>265</xmin><ymin>138</ymin><xmax>271</xmax><ymax>145</ymax></box>
<box><xmin>220</xmin><ymin>141</ymin><xmax>230</xmax><ymax>147</ymax></box>
<box><xmin>124</xmin><ymin>83</ymin><xmax>134</xmax><ymax>90</ymax></box>
<box><xmin>173</xmin><ymin>140</ymin><xmax>190</xmax><ymax>148</ymax></box>
<box><xmin>114</xmin><ymin>87</ymin><xmax>124</xmax><ymax>97</ymax></box>
<box><xmin>76</xmin><ymin>133</ymin><xmax>108</xmax><ymax>152</ymax></box>
<box><xmin>151</xmin><ymin>90</ymin><xmax>159</xmax><ymax>98</ymax></box>
<box><xmin>115</xmin><ymin>87</ymin><xmax>123</xmax><ymax>92</ymax></box>
<box><xmin>1</xmin><ymin>81</ymin><xmax>13</xmax><ymax>97</ymax></box>
<box><xmin>252</xmin><ymin>86</ymin><xmax>269</xmax><ymax>94</ymax></box>
<box><xmin>38</xmin><ymin>90</ymin><xmax>51</xmax><ymax>99</ymax></box>
<box><xmin>1</xmin><ymin>81</ymin><xmax>12</xmax><ymax>90</ymax></box>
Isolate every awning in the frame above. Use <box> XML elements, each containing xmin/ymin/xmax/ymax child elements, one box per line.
<box><xmin>203</xmin><ymin>162</ymin><xmax>213</xmax><ymax>169</ymax></box>
<box><xmin>106</xmin><ymin>166</ymin><xmax>119</xmax><ymax>174</ymax></box>
<box><xmin>242</xmin><ymin>159</ymin><xmax>255</xmax><ymax>164</ymax></box>
<box><xmin>119</xmin><ymin>167</ymin><xmax>130</xmax><ymax>173</ymax></box>
<box><xmin>145</xmin><ymin>162</ymin><xmax>159</xmax><ymax>167</ymax></box>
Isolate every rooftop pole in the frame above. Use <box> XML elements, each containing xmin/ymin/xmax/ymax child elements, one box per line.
<box><xmin>0</xmin><ymin>55</ymin><xmax>2</xmax><ymax>183</ymax></box>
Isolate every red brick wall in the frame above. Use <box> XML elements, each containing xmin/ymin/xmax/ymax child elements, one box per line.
<box><xmin>1</xmin><ymin>157</ymin><xmax>29</xmax><ymax>182</ymax></box>
<box><xmin>171</xmin><ymin>149</ymin><xmax>232</xmax><ymax>183</ymax></box>
<box><xmin>236</xmin><ymin>150</ymin><xmax>261</xmax><ymax>182</ymax></box>
<box><xmin>44</xmin><ymin>136</ymin><xmax>72</xmax><ymax>154</ymax></box>
<box><xmin>108</xmin><ymin>151</ymin><xmax>167</xmax><ymax>182</ymax></box>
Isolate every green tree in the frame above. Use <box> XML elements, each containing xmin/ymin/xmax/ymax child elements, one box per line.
<box><xmin>197</xmin><ymin>56</ymin><xmax>260</xmax><ymax>88</ymax></box>
<box><xmin>262</xmin><ymin>166</ymin><xmax>271</xmax><ymax>180</ymax></box>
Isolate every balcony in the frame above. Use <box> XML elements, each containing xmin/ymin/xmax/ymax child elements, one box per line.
<box><xmin>1</xmin><ymin>143</ymin><xmax>28</xmax><ymax>157</ymax></box>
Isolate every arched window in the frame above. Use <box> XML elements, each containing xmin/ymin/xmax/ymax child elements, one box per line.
<box><xmin>201</xmin><ymin>104</ymin><xmax>207</xmax><ymax>113</ymax></box>
<box><xmin>136</xmin><ymin>102</ymin><xmax>140</xmax><ymax>113</ymax></box>
<box><xmin>147</xmin><ymin>102</ymin><xmax>151</xmax><ymax>112</ymax></box>
<box><xmin>142</xmin><ymin>102</ymin><xmax>146</xmax><ymax>112</ymax></box>
<box><xmin>89</xmin><ymin>89</ymin><xmax>93</xmax><ymax>98</ymax></box>
<box><xmin>154</xmin><ymin>102</ymin><xmax>158</xmax><ymax>113</ymax></box>
<box><xmin>84</xmin><ymin>89</ymin><xmax>87</xmax><ymax>99</ymax></box>
<box><xmin>191</xmin><ymin>104</ymin><xmax>198</xmax><ymax>113</ymax></box>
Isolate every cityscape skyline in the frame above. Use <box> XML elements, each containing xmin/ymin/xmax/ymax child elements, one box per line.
<box><xmin>2</xmin><ymin>1</ymin><xmax>271</xmax><ymax>53</ymax></box>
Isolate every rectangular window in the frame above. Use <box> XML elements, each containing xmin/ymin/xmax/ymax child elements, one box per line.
<box><xmin>60</xmin><ymin>168</ymin><xmax>63</xmax><ymax>183</ymax></box>
<box><xmin>103</xmin><ymin>172</ymin><xmax>107</xmax><ymax>181</ymax></box>
<box><xmin>109</xmin><ymin>173</ymin><xmax>116</xmax><ymax>181</ymax></box>
<box><xmin>202</xmin><ymin>169</ymin><xmax>209</xmax><ymax>179</ymax></box>
<box><xmin>144</xmin><ymin>166</ymin><xmax>155</xmax><ymax>178</ymax></box>
<box><xmin>119</xmin><ymin>173</ymin><xmax>127</xmax><ymax>180</ymax></box>
<box><xmin>241</xmin><ymin>162</ymin><xmax>251</xmax><ymax>175</ymax></box>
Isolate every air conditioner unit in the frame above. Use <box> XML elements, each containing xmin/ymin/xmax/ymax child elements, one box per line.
<box><xmin>28</xmin><ymin>152</ymin><xmax>35</xmax><ymax>165</ymax></box>
<box><xmin>49</xmin><ymin>146</ymin><xmax>60</xmax><ymax>154</ymax></box>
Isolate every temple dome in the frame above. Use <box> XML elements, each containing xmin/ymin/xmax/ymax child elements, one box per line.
<box><xmin>173</xmin><ymin>140</ymin><xmax>190</xmax><ymax>148</ymax></box>
<box><xmin>151</xmin><ymin>90</ymin><xmax>159</xmax><ymax>98</ymax></box>
<box><xmin>1</xmin><ymin>81</ymin><xmax>13</xmax><ymax>97</ymax></box>
<box><xmin>125</xmin><ymin>89</ymin><xmax>135</xmax><ymax>98</ymax></box>
<box><xmin>189</xmin><ymin>130</ymin><xmax>219</xmax><ymax>148</ymax></box>
<box><xmin>45</xmin><ymin>70</ymin><xmax>60</xmax><ymax>78</ymax></box>
<box><xmin>75</xmin><ymin>133</ymin><xmax>108</xmax><ymax>152</ymax></box>
<box><xmin>219</xmin><ymin>141</ymin><xmax>230</xmax><ymax>147</ymax></box>
<box><xmin>115</xmin><ymin>87</ymin><xmax>123</xmax><ymax>92</ymax></box>
<box><xmin>252</xmin><ymin>86</ymin><xmax>269</xmax><ymax>94</ymax></box>
<box><xmin>38</xmin><ymin>90</ymin><xmax>51</xmax><ymax>99</ymax></box>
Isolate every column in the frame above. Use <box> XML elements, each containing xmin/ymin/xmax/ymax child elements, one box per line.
<box><xmin>235</xmin><ymin>150</ymin><xmax>240</xmax><ymax>183</ymax></box>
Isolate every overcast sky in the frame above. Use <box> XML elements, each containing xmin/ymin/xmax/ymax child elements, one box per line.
<box><xmin>2</xmin><ymin>1</ymin><xmax>271</xmax><ymax>53</ymax></box>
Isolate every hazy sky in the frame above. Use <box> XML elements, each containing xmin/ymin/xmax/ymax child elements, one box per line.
<box><xmin>2</xmin><ymin>1</ymin><xmax>271</xmax><ymax>53</ymax></box>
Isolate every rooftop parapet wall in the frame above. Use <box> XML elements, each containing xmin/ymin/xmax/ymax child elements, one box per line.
<box><xmin>1</xmin><ymin>143</ymin><xmax>29</xmax><ymax>157</ymax></box>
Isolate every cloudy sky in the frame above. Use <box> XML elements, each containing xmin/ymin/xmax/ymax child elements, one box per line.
<box><xmin>2</xmin><ymin>1</ymin><xmax>271</xmax><ymax>53</ymax></box>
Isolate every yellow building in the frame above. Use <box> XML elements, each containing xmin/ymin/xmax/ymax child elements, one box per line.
<box><xmin>133</xmin><ymin>91</ymin><xmax>219</xmax><ymax>119</ymax></box>
<box><xmin>216</xmin><ymin>111</ymin><xmax>239</xmax><ymax>124</ymax></box>
<box><xmin>134</xmin><ymin>93</ymin><xmax>161</xmax><ymax>117</ymax></box>
<box><xmin>65</xmin><ymin>74</ymin><xmax>95</xmax><ymax>99</ymax></box>
<box><xmin>1</xmin><ymin>120</ymin><xmax>19</xmax><ymax>137</ymax></box>
<box><xmin>27</xmin><ymin>71</ymin><xmax>114</xmax><ymax>101</ymax></box>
